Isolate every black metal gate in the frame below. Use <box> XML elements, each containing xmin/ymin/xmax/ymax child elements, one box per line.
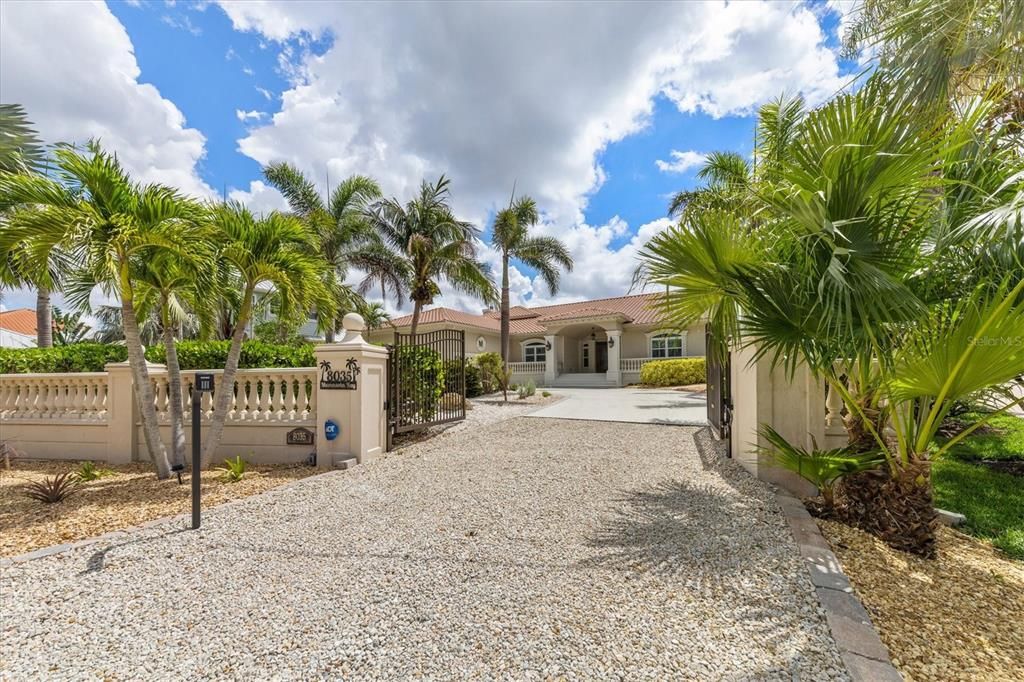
<box><xmin>705</xmin><ymin>325</ymin><xmax>732</xmax><ymax>448</ymax></box>
<box><xmin>386</xmin><ymin>329</ymin><xmax>466</xmax><ymax>449</ymax></box>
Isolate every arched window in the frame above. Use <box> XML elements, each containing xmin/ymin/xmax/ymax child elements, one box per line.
<box><xmin>523</xmin><ymin>341</ymin><xmax>546</xmax><ymax>363</ymax></box>
<box><xmin>649</xmin><ymin>332</ymin><xmax>685</xmax><ymax>358</ymax></box>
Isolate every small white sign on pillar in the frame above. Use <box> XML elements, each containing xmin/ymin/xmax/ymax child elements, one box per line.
<box><xmin>314</xmin><ymin>313</ymin><xmax>389</xmax><ymax>469</ymax></box>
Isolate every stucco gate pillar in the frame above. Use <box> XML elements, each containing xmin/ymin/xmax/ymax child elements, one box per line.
<box><xmin>606</xmin><ymin>329</ymin><xmax>622</xmax><ymax>386</ymax></box>
<box><xmin>314</xmin><ymin>313</ymin><xmax>389</xmax><ymax>470</ymax></box>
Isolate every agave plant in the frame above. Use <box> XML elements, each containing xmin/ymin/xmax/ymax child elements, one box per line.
<box><xmin>22</xmin><ymin>472</ymin><xmax>79</xmax><ymax>504</ymax></box>
<box><xmin>216</xmin><ymin>456</ymin><xmax>249</xmax><ymax>483</ymax></box>
<box><xmin>73</xmin><ymin>461</ymin><xmax>113</xmax><ymax>482</ymax></box>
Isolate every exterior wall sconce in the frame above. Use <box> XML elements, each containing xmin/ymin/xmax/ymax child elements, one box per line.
<box><xmin>545</xmin><ymin>340</ymin><xmax>552</xmax><ymax>351</ymax></box>
<box><xmin>608</xmin><ymin>337</ymin><xmax>615</xmax><ymax>348</ymax></box>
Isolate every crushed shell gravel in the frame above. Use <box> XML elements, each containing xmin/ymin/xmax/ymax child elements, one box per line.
<box><xmin>1</xmin><ymin>418</ymin><xmax>847</xmax><ymax>680</ymax></box>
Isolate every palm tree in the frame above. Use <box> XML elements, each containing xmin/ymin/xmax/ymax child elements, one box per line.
<box><xmin>491</xmin><ymin>193</ymin><xmax>573</xmax><ymax>363</ymax></box>
<box><xmin>358</xmin><ymin>301</ymin><xmax>391</xmax><ymax>331</ymax></box>
<box><xmin>263</xmin><ymin>163</ymin><xmax>406</xmax><ymax>340</ymax></box>
<box><xmin>667</xmin><ymin>151</ymin><xmax>751</xmax><ymax>219</ymax></box>
<box><xmin>200</xmin><ymin>202</ymin><xmax>333</xmax><ymax>465</ymax></box>
<box><xmin>0</xmin><ymin>104</ymin><xmax>59</xmax><ymax>348</ymax></box>
<box><xmin>366</xmin><ymin>176</ymin><xmax>497</xmax><ymax>335</ymax></box>
<box><xmin>638</xmin><ymin>78</ymin><xmax>1023</xmax><ymax>556</ymax></box>
<box><xmin>0</xmin><ymin>142</ymin><xmax>207</xmax><ymax>479</ymax></box>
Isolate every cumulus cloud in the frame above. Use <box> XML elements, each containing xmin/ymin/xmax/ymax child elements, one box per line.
<box><xmin>215</xmin><ymin>0</ymin><xmax>843</xmax><ymax>312</ymax></box>
<box><xmin>655</xmin><ymin>150</ymin><xmax>708</xmax><ymax>174</ymax></box>
<box><xmin>227</xmin><ymin>180</ymin><xmax>289</xmax><ymax>215</ymax></box>
<box><xmin>0</xmin><ymin>0</ymin><xmax>215</xmax><ymax>199</ymax></box>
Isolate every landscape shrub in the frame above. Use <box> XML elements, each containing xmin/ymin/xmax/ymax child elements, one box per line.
<box><xmin>0</xmin><ymin>340</ymin><xmax>320</xmax><ymax>374</ymax></box>
<box><xmin>146</xmin><ymin>340</ymin><xmax>315</xmax><ymax>369</ymax></box>
<box><xmin>639</xmin><ymin>358</ymin><xmax>706</xmax><ymax>386</ymax></box>
<box><xmin>474</xmin><ymin>352</ymin><xmax>503</xmax><ymax>394</ymax></box>
<box><xmin>517</xmin><ymin>379</ymin><xmax>536</xmax><ymax>400</ymax></box>
<box><xmin>0</xmin><ymin>343</ymin><xmax>127</xmax><ymax>374</ymax></box>
<box><xmin>394</xmin><ymin>345</ymin><xmax>445</xmax><ymax>421</ymax></box>
<box><xmin>465</xmin><ymin>359</ymin><xmax>483</xmax><ymax>398</ymax></box>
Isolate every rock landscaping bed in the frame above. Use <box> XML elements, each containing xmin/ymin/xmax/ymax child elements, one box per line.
<box><xmin>818</xmin><ymin>519</ymin><xmax>1024</xmax><ymax>681</ymax></box>
<box><xmin>0</xmin><ymin>460</ymin><xmax>318</xmax><ymax>558</ymax></box>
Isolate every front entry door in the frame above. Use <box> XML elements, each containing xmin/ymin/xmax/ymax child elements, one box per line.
<box><xmin>595</xmin><ymin>341</ymin><xmax>608</xmax><ymax>373</ymax></box>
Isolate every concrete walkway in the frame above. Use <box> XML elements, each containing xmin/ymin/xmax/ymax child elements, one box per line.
<box><xmin>0</xmin><ymin>419</ymin><xmax>846</xmax><ymax>680</ymax></box>
<box><xmin>527</xmin><ymin>387</ymin><xmax>708</xmax><ymax>426</ymax></box>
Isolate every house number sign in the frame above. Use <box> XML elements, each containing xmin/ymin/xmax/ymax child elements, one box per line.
<box><xmin>319</xmin><ymin>358</ymin><xmax>360</xmax><ymax>390</ymax></box>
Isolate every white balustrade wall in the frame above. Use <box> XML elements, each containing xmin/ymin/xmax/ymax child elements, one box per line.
<box><xmin>1</xmin><ymin>364</ymin><xmax>319</xmax><ymax>464</ymax></box>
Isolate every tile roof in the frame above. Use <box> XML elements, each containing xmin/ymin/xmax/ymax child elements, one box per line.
<box><xmin>0</xmin><ymin>308</ymin><xmax>36</xmax><ymax>337</ymax></box>
<box><xmin>390</xmin><ymin>292</ymin><xmax>664</xmax><ymax>335</ymax></box>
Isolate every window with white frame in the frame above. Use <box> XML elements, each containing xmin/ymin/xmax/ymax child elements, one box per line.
<box><xmin>523</xmin><ymin>341</ymin><xmax>546</xmax><ymax>363</ymax></box>
<box><xmin>650</xmin><ymin>332</ymin><xmax>685</xmax><ymax>358</ymax></box>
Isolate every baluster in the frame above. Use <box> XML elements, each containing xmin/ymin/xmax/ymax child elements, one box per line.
<box><xmin>305</xmin><ymin>376</ymin><xmax>315</xmax><ymax>421</ymax></box>
<box><xmin>288</xmin><ymin>376</ymin><xmax>299</xmax><ymax>421</ymax></box>
<box><xmin>202</xmin><ymin>380</ymin><xmax>214</xmax><ymax>418</ymax></box>
<box><xmin>825</xmin><ymin>382</ymin><xmax>844</xmax><ymax>429</ymax></box>
<box><xmin>255</xmin><ymin>376</ymin><xmax>268</xmax><ymax>420</ymax></box>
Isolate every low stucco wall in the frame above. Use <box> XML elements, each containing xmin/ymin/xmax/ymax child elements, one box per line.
<box><xmin>1</xmin><ymin>421</ymin><xmax>110</xmax><ymax>461</ymax></box>
<box><xmin>134</xmin><ymin>422</ymin><xmax>317</xmax><ymax>466</ymax></box>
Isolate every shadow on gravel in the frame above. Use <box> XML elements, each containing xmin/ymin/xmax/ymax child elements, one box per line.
<box><xmin>79</xmin><ymin>527</ymin><xmax>190</xmax><ymax>576</ymax></box>
<box><xmin>579</xmin><ymin>478</ymin><xmax>770</xmax><ymax>578</ymax></box>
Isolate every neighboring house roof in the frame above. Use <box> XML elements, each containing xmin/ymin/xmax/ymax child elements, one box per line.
<box><xmin>393</xmin><ymin>307</ymin><xmax>502</xmax><ymax>333</ymax></box>
<box><xmin>389</xmin><ymin>292</ymin><xmax>663</xmax><ymax>335</ymax></box>
<box><xmin>0</xmin><ymin>308</ymin><xmax>36</xmax><ymax>337</ymax></box>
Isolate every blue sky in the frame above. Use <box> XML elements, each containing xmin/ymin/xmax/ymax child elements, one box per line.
<box><xmin>1</xmin><ymin>0</ymin><xmax>856</xmax><ymax>314</ymax></box>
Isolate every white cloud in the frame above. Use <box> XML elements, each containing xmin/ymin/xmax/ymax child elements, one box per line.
<box><xmin>227</xmin><ymin>180</ymin><xmax>289</xmax><ymax>215</ymax></box>
<box><xmin>216</xmin><ymin>0</ymin><xmax>844</xmax><ymax>311</ymax></box>
<box><xmin>655</xmin><ymin>150</ymin><xmax>708</xmax><ymax>174</ymax></box>
<box><xmin>255</xmin><ymin>86</ymin><xmax>274</xmax><ymax>100</ymax></box>
<box><xmin>0</xmin><ymin>0</ymin><xmax>215</xmax><ymax>199</ymax></box>
<box><xmin>235</xmin><ymin>109</ymin><xmax>267</xmax><ymax>122</ymax></box>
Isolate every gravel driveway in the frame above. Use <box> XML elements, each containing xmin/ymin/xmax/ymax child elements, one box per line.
<box><xmin>1</xmin><ymin>419</ymin><xmax>847</xmax><ymax>680</ymax></box>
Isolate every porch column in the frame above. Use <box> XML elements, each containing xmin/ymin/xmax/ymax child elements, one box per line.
<box><xmin>606</xmin><ymin>329</ymin><xmax>622</xmax><ymax>386</ymax></box>
<box><xmin>544</xmin><ymin>334</ymin><xmax>556</xmax><ymax>385</ymax></box>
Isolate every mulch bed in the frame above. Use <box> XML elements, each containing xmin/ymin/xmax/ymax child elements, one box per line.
<box><xmin>0</xmin><ymin>460</ymin><xmax>318</xmax><ymax>558</ymax></box>
<box><xmin>818</xmin><ymin>519</ymin><xmax>1024</xmax><ymax>681</ymax></box>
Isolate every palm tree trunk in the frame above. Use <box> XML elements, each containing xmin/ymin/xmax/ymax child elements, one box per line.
<box><xmin>500</xmin><ymin>251</ymin><xmax>510</xmax><ymax>364</ymax></box>
<box><xmin>120</xmin><ymin>271</ymin><xmax>171</xmax><ymax>479</ymax></box>
<box><xmin>410</xmin><ymin>300</ymin><xmax>422</xmax><ymax>336</ymax></box>
<box><xmin>161</xmin><ymin>299</ymin><xmax>186</xmax><ymax>471</ymax></box>
<box><xmin>35</xmin><ymin>288</ymin><xmax>52</xmax><ymax>348</ymax></box>
<box><xmin>325</xmin><ymin>326</ymin><xmax>335</xmax><ymax>343</ymax></box>
<box><xmin>202</xmin><ymin>285</ymin><xmax>253</xmax><ymax>467</ymax></box>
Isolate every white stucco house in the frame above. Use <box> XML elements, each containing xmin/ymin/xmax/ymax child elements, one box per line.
<box><xmin>367</xmin><ymin>292</ymin><xmax>704</xmax><ymax>387</ymax></box>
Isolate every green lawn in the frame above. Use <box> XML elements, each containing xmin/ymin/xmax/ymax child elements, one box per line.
<box><xmin>933</xmin><ymin>411</ymin><xmax>1024</xmax><ymax>560</ymax></box>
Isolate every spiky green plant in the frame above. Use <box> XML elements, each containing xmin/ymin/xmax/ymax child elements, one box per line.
<box><xmin>217</xmin><ymin>456</ymin><xmax>249</xmax><ymax>483</ymax></box>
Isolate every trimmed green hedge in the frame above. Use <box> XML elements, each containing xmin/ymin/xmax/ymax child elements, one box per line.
<box><xmin>0</xmin><ymin>343</ymin><xmax>127</xmax><ymax>374</ymax></box>
<box><xmin>144</xmin><ymin>340</ymin><xmax>315</xmax><ymax>369</ymax></box>
<box><xmin>0</xmin><ymin>340</ymin><xmax>316</xmax><ymax>374</ymax></box>
<box><xmin>639</xmin><ymin>357</ymin><xmax>706</xmax><ymax>386</ymax></box>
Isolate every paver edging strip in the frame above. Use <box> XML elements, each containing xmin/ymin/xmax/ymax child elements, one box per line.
<box><xmin>0</xmin><ymin>468</ymin><xmax>348</xmax><ymax>568</ymax></box>
<box><xmin>777</xmin><ymin>491</ymin><xmax>903</xmax><ymax>682</ymax></box>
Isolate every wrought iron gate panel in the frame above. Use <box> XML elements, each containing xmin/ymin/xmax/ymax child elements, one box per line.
<box><xmin>387</xmin><ymin>329</ymin><xmax>466</xmax><ymax>445</ymax></box>
<box><xmin>705</xmin><ymin>325</ymin><xmax>732</xmax><ymax>446</ymax></box>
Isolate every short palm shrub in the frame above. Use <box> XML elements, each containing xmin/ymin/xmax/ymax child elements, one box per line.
<box><xmin>22</xmin><ymin>473</ymin><xmax>79</xmax><ymax>503</ymax></box>
<box><xmin>757</xmin><ymin>425</ymin><xmax>884</xmax><ymax>508</ymax></box>
<box><xmin>73</xmin><ymin>461</ymin><xmax>114</xmax><ymax>482</ymax></box>
<box><xmin>464</xmin><ymin>359</ymin><xmax>484</xmax><ymax>398</ymax></box>
<box><xmin>517</xmin><ymin>379</ymin><xmax>536</xmax><ymax>400</ymax></box>
<box><xmin>640</xmin><ymin>358</ymin><xmax>706</xmax><ymax>386</ymax></box>
<box><xmin>217</xmin><ymin>456</ymin><xmax>249</xmax><ymax>483</ymax></box>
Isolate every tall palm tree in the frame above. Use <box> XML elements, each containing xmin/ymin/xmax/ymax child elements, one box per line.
<box><xmin>200</xmin><ymin>202</ymin><xmax>333</xmax><ymax>465</ymax></box>
<box><xmin>491</xmin><ymin>193</ymin><xmax>573</xmax><ymax>363</ymax></box>
<box><xmin>0</xmin><ymin>104</ymin><xmax>58</xmax><ymax>348</ymax></box>
<box><xmin>0</xmin><ymin>142</ymin><xmax>207</xmax><ymax>479</ymax></box>
<box><xmin>263</xmin><ymin>163</ymin><xmax>405</xmax><ymax>340</ymax></box>
<box><xmin>366</xmin><ymin>176</ymin><xmax>497</xmax><ymax>335</ymax></box>
<box><xmin>358</xmin><ymin>301</ymin><xmax>391</xmax><ymax>331</ymax></box>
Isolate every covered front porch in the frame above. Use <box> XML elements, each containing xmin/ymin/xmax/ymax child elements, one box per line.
<box><xmin>507</xmin><ymin>312</ymin><xmax>671</xmax><ymax>387</ymax></box>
